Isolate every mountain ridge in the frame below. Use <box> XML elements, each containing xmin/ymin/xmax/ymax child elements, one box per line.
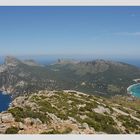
<box><xmin>0</xmin><ymin>90</ymin><xmax>140</xmax><ymax>134</ymax></box>
<box><xmin>0</xmin><ymin>56</ymin><xmax>140</xmax><ymax>97</ymax></box>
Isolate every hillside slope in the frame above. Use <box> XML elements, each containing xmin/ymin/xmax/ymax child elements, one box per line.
<box><xmin>0</xmin><ymin>90</ymin><xmax>140</xmax><ymax>134</ymax></box>
<box><xmin>48</xmin><ymin>59</ymin><xmax>140</xmax><ymax>96</ymax></box>
<box><xmin>1</xmin><ymin>56</ymin><xmax>140</xmax><ymax>97</ymax></box>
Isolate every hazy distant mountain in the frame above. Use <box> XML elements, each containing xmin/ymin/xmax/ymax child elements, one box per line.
<box><xmin>23</xmin><ymin>59</ymin><xmax>44</xmax><ymax>67</ymax></box>
<box><xmin>0</xmin><ymin>56</ymin><xmax>140</xmax><ymax>97</ymax></box>
<box><xmin>0</xmin><ymin>56</ymin><xmax>58</xmax><ymax>97</ymax></box>
<box><xmin>48</xmin><ymin>59</ymin><xmax>140</xmax><ymax>96</ymax></box>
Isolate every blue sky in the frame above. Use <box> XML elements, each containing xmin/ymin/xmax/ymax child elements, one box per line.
<box><xmin>0</xmin><ymin>6</ymin><xmax>140</xmax><ymax>60</ymax></box>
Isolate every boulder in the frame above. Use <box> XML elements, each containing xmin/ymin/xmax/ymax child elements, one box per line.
<box><xmin>1</xmin><ymin>113</ymin><xmax>15</xmax><ymax>123</ymax></box>
<box><xmin>24</xmin><ymin>118</ymin><xmax>32</xmax><ymax>125</ymax></box>
<box><xmin>82</xmin><ymin>123</ymin><xmax>89</xmax><ymax>129</ymax></box>
<box><xmin>33</xmin><ymin>118</ymin><xmax>42</xmax><ymax>125</ymax></box>
<box><xmin>19</xmin><ymin>122</ymin><xmax>24</xmax><ymax>130</ymax></box>
<box><xmin>0</xmin><ymin>124</ymin><xmax>8</xmax><ymax>134</ymax></box>
<box><xmin>93</xmin><ymin>105</ymin><xmax>110</xmax><ymax>114</ymax></box>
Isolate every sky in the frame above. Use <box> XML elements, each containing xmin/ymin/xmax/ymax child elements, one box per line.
<box><xmin>0</xmin><ymin>6</ymin><xmax>140</xmax><ymax>60</ymax></box>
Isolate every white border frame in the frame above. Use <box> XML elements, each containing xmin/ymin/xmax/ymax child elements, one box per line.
<box><xmin>0</xmin><ymin>0</ymin><xmax>140</xmax><ymax>140</ymax></box>
<box><xmin>0</xmin><ymin>0</ymin><xmax>140</xmax><ymax>6</ymax></box>
<box><xmin>1</xmin><ymin>135</ymin><xmax>140</xmax><ymax>140</ymax></box>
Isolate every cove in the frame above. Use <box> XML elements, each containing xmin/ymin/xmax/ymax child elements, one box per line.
<box><xmin>0</xmin><ymin>91</ymin><xmax>12</xmax><ymax>112</ymax></box>
<box><xmin>127</xmin><ymin>83</ymin><xmax>140</xmax><ymax>98</ymax></box>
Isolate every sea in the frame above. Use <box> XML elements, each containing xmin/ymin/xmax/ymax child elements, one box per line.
<box><xmin>0</xmin><ymin>91</ymin><xmax>12</xmax><ymax>112</ymax></box>
<box><xmin>127</xmin><ymin>84</ymin><xmax>140</xmax><ymax>98</ymax></box>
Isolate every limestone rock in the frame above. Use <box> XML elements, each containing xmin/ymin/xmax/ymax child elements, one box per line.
<box><xmin>93</xmin><ymin>105</ymin><xmax>110</xmax><ymax>114</ymax></box>
<box><xmin>11</xmin><ymin>96</ymin><xmax>25</xmax><ymax>107</ymax></box>
<box><xmin>19</xmin><ymin>122</ymin><xmax>24</xmax><ymax>130</ymax></box>
<box><xmin>0</xmin><ymin>113</ymin><xmax>14</xmax><ymax>123</ymax></box>
<box><xmin>24</xmin><ymin>118</ymin><xmax>42</xmax><ymax>126</ymax></box>
<box><xmin>0</xmin><ymin>124</ymin><xmax>8</xmax><ymax>134</ymax></box>
<box><xmin>24</xmin><ymin>118</ymin><xmax>32</xmax><ymax>125</ymax></box>
<box><xmin>82</xmin><ymin>123</ymin><xmax>89</xmax><ymax>129</ymax></box>
<box><xmin>32</xmin><ymin>118</ymin><xmax>42</xmax><ymax>125</ymax></box>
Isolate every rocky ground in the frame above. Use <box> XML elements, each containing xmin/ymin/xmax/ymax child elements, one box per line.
<box><xmin>0</xmin><ymin>90</ymin><xmax>140</xmax><ymax>134</ymax></box>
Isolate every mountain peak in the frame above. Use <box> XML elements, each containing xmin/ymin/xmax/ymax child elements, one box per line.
<box><xmin>4</xmin><ymin>56</ymin><xmax>21</xmax><ymax>66</ymax></box>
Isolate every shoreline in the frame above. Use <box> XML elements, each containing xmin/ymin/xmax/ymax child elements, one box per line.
<box><xmin>0</xmin><ymin>90</ymin><xmax>10</xmax><ymax>95</ymax></box>
<box><xmin>0</xmin><ymin>88</ymin><xmax>12</xmax><ymax>95</ymax></box>
<box><xmin>127</xmin><ymin>83</ymin><xmax>140</xmax><ymax>96</ymax></box>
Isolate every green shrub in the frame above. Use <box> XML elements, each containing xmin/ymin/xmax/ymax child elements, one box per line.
<box><xmin>83</xmin><ymin>117</ymin><xmax>101</xmax><ymax>131</ymax></box>
<box><xmin>41</xmin><ymin>127</ymin><xmax>72</xmax><ymax>134</ymax></box>
<box><xmin>117</xmin><ymin>115</ymin><xmax>140</xmax><ymax>132</ymax></box>
<box><xmin>5</xmin><ymin>127</ymin><xmax>19</xmax><ymax>134</ymax></box>
<box><xmin>79</xmin><ymin>107</ymin><xmax>86</xmax><ymax>112</ymax></box>
<box><xmin>87</xmin><ymin>112</ymin><xmax>116</xmax><ymax>126</ymax></box>
<box><xmin>56</xmin><ymin>111</ymin><xmax>68</xmax><ymax>120</ymax></box>
<box><xmin>30</xmin><ymin>95</ymin><xmax>41</xmax><ymax>102</ymax></box>
<box><xmin>102</xmin><ymin>125</ymin><xmax>120</xmax><ymax>134</ymax></box>
<box><xmin>38</xmin><ymin>100</ymin><xmax>58</xmax><ymax>114</ymax></box>
<box><xmin>9</xmin><ymin>106</ymin><xmax>50</xmax><ymax>124</ymax></box>
<box><xmin>74</xmin><ymin>115</ymin><xmax>83</xmax><ymax>123</ymax></box>
<box><xmin>41</xmin><ymin>129</ymin><xmax>61</xmax><ymax>134</ymax></box>
<box><xmin>8</xmin><ymin>107</ymin><xmax>24</xmax><ymax>122</ymax></box>
<box><xmin>61</xmin><ymin>127</ymin><xmax>72</xmax><ymax>134</ymax></box>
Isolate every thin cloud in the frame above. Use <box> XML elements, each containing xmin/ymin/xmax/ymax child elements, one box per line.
<box><xmin>114</xmin><ymin>32</ymin><xmax>140</xmax><ymax>36</ymax></box>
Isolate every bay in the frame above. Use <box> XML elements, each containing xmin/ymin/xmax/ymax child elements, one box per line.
<box><xmin>127</xmin><ymin>84</ymin><xmax>140</xmax><ymax>98</ymax></box>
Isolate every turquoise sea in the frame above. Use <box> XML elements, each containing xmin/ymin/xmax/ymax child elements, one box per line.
<box><xmin>128</xmin><ymin>84</ymin><xmax>140</xmax><ymax>98</ymax></box>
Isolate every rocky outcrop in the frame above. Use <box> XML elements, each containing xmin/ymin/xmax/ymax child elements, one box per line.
<box><xmin>0</xmin><ymin>113</ymin><xmax>15</xmax><ymax>133</ymax></box>
<box><xmin>93</xmin><ymin>105</ymin><xmax>111</xmax><ymax>114</ymax></box>
<box><xmin>0</xmin><ymin>113</ymin><xmax>15</xmax><ymax>123</ymax></box>
<box><xmin>0</xmin><ymin>90</ymin><xmax>140</xmax><ymax>134</ymax></box>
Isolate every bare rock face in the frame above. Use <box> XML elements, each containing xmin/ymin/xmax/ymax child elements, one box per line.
<box><xmin>0</xmin><ymin>113</ymin><xmax>15</xmax><ymax>123</ymax></box>
<box><xmin>11</xmin><ymin>96</ymin><xmax>25</xmax><ymax>107</ymax></box>
<box><xmin>93</xmin><ymin>105</ymin><xmax>111</xmax><ymax>114</ymax></box>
